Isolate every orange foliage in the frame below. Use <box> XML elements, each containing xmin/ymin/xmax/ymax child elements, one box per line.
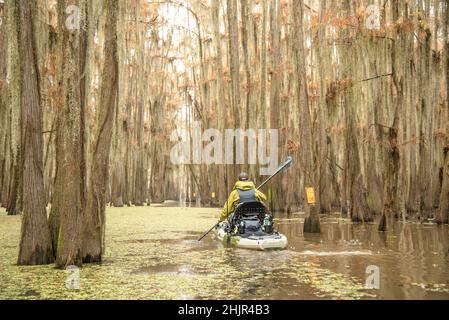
<box><xmin>331</xmin><ymin>15</ymin><xmax>359</xmax><ymax>29</ymax></box>
<box><xmin>286</xmin><ymin>139</ymin><xmax>300</xmax><ymax>153</ymax></box>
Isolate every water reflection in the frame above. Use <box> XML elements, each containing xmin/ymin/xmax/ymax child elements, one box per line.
<box><xmin>147</xmin><ymin>202</ymin><xmax>449</xmax><ymax>299</ymax></box>
<box><xmin>274</xmin><ymin>214</ymin><xmax>449</xmax><ymax>299</ymax></box>
<box><xmin>193</xmin><ymin>214</ymin><xmax>447</xmax><ymax>299</ymax></box>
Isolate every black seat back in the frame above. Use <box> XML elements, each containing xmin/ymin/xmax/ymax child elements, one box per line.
<box><xmin>233</xmin><ymin>201</ymin><xmax>266</xmax><ymax>220</ymax></box>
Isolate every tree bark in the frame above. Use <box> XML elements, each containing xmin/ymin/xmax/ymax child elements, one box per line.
<box><xmin>5</xmin><ymin>0</ymin><xmax>22</xmax><ymax>216</ymax></box>
<box><xmin>0</xmin><ymin>1</ymin><xmax>8</xmax><ymax>207</ymax></box>
<box><xmin>14</xmin><ymin>0</ymin><xmax>54</xmax><ymax>265</ymax></box>
<box><xmin>293</xmin><ymin>0</ymin><xmax>320</xmax><ymax>233</ymax></box>
<box><xmin>82</xmin><ymin>0</ymin><xmax>119</xmax><ymax>262</ymax></box>
<box><xmin>437</xmin><ymin>1</ymin><xmax>449</xmax><ymax>224</ymax></box>
<box><xmin>51</xmin><ymin>0</ymin><xmax>85</xmax><ymax>268</ymax></box>
<box><xmin>227</xmin><ymin>0</ymin><xmax>241</xmax><ymax>124</ymax></box>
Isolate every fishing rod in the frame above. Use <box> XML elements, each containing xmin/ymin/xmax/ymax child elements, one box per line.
<box><xmin>197</xmin><ymin>156</ymin><xmax>293</xmax><ymax>242</ymax></box>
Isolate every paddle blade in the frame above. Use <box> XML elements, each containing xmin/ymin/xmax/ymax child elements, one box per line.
<box><xmin>283</xmin><ymin>156</ymin><xmax>293</xmax><ymax>169</ymax></box>
<box><xmin>278</xmin><ymin>156</ymin><xmax>293</xmax><ymax>173</ymax></box>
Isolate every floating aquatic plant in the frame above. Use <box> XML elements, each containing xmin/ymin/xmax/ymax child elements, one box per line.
<box><xmin>1</xmin><ymin>207</ymin><xmax>448</xmax><ymax>300</ymax></box>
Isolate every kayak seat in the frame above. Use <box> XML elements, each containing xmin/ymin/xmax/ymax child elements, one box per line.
<box><xmin>230</xmin><ymin>201</ymin><xmax>268</xmax><ymax>237</ymax></box>
<box><xmin>233</xmin><ymin>201</ymin><xmax>266</xmax><ymax>220</ymax></box>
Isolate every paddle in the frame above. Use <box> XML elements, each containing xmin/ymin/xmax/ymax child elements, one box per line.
<box><xmin>197</xmin><ymin>156</ymin><xmax>293</xmax><ymax>241</ymax></box>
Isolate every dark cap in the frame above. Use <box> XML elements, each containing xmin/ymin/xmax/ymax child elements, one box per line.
<box><xmin>238</xmin><ymin>172</ymin><xmax>249</xmax><ymax>181</ymax></box>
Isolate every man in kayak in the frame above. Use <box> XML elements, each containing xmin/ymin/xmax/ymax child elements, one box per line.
<box><xmin>219</xmin><ymin>172</ymin><xmax>267</xmax><ymax>222</ymax></box>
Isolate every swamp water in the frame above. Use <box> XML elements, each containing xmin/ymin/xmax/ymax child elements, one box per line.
<box><xmin>1</xmin><ymin>205</ymin><xmax>448</xmax><ymax>299</ymax></box>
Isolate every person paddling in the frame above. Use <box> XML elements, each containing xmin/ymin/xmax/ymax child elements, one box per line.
<box><xmin>219</xmin><ymin>172</ymin><xmax>267</xmax><ymax>222</ymax></box>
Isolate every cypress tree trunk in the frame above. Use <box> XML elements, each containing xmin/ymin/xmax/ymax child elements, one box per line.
<box><xmin>211</xmin><ymin>0</ymin><xmax>227</xmax><ymax>204</ymax></box>
<box><xmin>15</xmin><ymin>0</ymin><xmax>54</xmax><ymax>265</ymax></box>
<box><xmin>226</xmin><ymin>0</ymin><xmax>240</xmax><ymax>124</ymax></box>
<box><xmin>315</xmin><ymin>0</ymin><xmax>332</xmax><ymax>213</ymax></box>
<box><xmin>416</xmin><ymin>1</ymin><xmax>434</xmax><ymax>220</ymax></box>
<box><xmin>82</xmin><ymin>0</ymin><xmax>119</xmax><ymax>263</ymax></box>
<box><xmin>269</xmin><ymin>0</ymin><xmax>283</xmax><ymax>212</ymax></box>
<box><xmin>0</xmin><ymin>1</ymin><xmax>7</xmax><ymax>207</ymax></box>
<box><xmin>5</xmin><ymin>0</ymin><xmax>22</xmax><ymax>216</ymax></box>
<box><xmin>380</xmin><ymin>0</ymin><xmax>403</xmax><ymax>231</ymax></box>
<box><xmin>52</xmin><ymin>0</ymin><xmax>84</xmax><ymax>268</ymax></box>
<box><xmin>293</xmin><ymin>0</ymin><xmax>320</xmax><ymax>233</ymax></box>
<box><xmin>437</xmin><ymin>0</ymin><xmax>449</xmax><ymax>225</ymax></box>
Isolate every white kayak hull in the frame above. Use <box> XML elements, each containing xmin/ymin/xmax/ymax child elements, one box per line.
<box><xmin>216</xmin><ymin>226</ymin><xmax>288</xmax><ymax>251</ymax></box>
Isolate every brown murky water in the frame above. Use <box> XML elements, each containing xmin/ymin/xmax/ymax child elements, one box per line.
<box><xmin>186</xmin><ymin>213</ymin><xmax>449</xmax><ymax>299</ymax></box>
<box><xmin>275</xmin><ymin>214</ymin><xmax>449</xmax><ymax>299</ymax></box>
<box><xmin>1</xmin><ymin>206</ymin><xmax>448</xmax><ymax>299</ymax></box>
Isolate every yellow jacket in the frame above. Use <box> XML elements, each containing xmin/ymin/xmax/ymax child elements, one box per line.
<box><xmin>219</xmin><ymin>181</ymin><xmax>267</xmax><ymax>221</ymax></box>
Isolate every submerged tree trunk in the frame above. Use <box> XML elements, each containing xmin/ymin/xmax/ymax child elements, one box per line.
<box><xmin>437</xmin><ymin>1</ymin><xmax>449</xmax><ymax>225</ymax></box>
<box><xmin>293</xmin><ymin>0</ymin><xmax>320</xmax><ymax>233</ymax></box>
<box><xmin>269</xmin><ymin>0</ymin><xmax>284</xmax><ymax>212</ymax></box>
<box><xmin>82</xmin><ymin>0</ymin><xmax>118</xmax><ymax>263</ymax></box>
<box><xmin>15</xmin><ymin>0</ymin><xmax>54</xmax><ymax>265</ymax></box>
<box><xmin>380</xmin><ymin>0</ymin><xmax>403</xmax><ymax>231</ymax></box>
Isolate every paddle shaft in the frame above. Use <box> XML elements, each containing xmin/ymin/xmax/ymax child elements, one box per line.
<box><xmin>257</xmin><ymin>168</ymin><xmax>283</xmax><ymax>190</ymax></box>
<box><xmin>197</xmin><ymin>222</ymin><xmax>220</xmax><ymax>242</ymax></box>
<box><xmin>256</xmin><ymin>156</ymin><xmax>293</xmax><ymax>190</ymax></box>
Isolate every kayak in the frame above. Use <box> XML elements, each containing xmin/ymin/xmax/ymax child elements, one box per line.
<box><xmin>215</xmin><ymin>223</ymin><xmax>288</xmax><ymax>250</ymax></box>
<box><xmin>213</xmin><ymin>200</ymin><xmax>288</xmax><ymax>250</ymax></box>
